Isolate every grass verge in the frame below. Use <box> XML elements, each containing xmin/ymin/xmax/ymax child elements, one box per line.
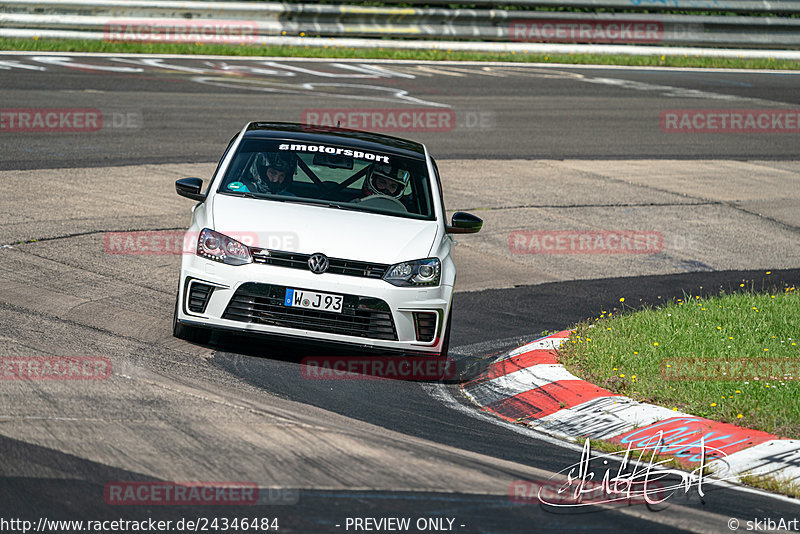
<box><xmin>2</xmin><ymin>38</ymin><xmax>799</xmax><ymax>70</ymax></box>
<box><xmin>558</xmin><ymin>278</ymin><xmax>800</xmax><ymax>439</ymax></box>
<box><xmin>738</xmin><ymin>472</ymin><xmax>800</xmax><ymax>498</ymax></box>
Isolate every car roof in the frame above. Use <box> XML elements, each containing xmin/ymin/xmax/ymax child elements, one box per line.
<box><xmin>244</xmin><ymin>122</ymin><xmax>427</xmax><ymax>160</ymax></box>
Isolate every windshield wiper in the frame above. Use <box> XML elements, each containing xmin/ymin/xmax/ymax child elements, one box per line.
<box><xmin>221</xmin><ymin>190</ymin><xmax>259</xmax><ymax>199</ymax></box>
<box><xmin>324</xmin><ymin>202</ymin><xmax>362</xmax><ymax>212</ymax></box>
<box><xmin>224</xmin><ymin>191</ymin><xmax>289</xmax><ymax>201</ymax></box>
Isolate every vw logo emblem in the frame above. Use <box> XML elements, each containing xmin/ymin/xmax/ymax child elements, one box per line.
<box><xmin>308</xmin><ymin>253</ymin><xmax>329</xmax><ymax>274</ymax></box>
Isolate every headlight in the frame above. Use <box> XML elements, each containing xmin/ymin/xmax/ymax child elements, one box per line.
<box><xmin>383</xmin><ymin>258</ymin><xmax>440</xmax><ymax>287</ymax></box>
<box><xmin>196</xmin><ymin>228</ymin><xmax>252</xmax><ymax>266</ymax></box>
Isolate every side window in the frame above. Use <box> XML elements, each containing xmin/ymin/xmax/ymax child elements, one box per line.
<box><xmin>205</xmin><ymin>134</ymin><xmax>238</xmax><ymax>194</ymax></box>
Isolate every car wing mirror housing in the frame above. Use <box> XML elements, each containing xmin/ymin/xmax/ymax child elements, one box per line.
<box><xmin>176</xmin><ymin>177</ymin><xmax>206</xmax><ymax>202</ymax></box>
<box><xmin>446</xmin><ymin>211</ymin><xmax>482</xmax><ymax>234</ymax></box>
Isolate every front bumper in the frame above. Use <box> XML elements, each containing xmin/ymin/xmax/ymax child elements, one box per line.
<box><xmin>175</xmin><ymin>254</ymin><xmax>452</xmax><ymax>354</ymax></box>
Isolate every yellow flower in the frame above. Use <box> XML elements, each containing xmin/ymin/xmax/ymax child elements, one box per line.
<box><xmin>634</xmin><ymin>351</ymin><xmax>638</xmax><ymax>355</ymax></box>
<box><xmin>737</xmin><ymin>414</ymin><xmax>743</xmax><ymax>418</ymax></box>
<box><xmin>717</xmin><ymin>326</ymin><xmax>722</xmax><ymax>330</ymax></box>
<box><xmin>740</xmin><ymin>283</ymin><xmax>745</xmax><ymax>287</ymax></box>
<box><xmin>766</xmin><ymin>271</ymin><xmax>771</xmax><ymax>274</ymax></box>
<box><xmin>672</xmin><ymin>407</ymin><xmax>678</xmax><ymax>411</ymax></box>
<box><xmin>619</xmin><ymin>297</ymin><xmax>625</xmax><ymax>302</ymax></box>
<box><xmin>653</xmin><ymin>342</ymin><xmax>659</xmax><ymax>346</ymax></box>
<box><xmin>619</xmin><ymin>374</ymin><xmax>625</xmax><ymax>378</ymax></box>
<box><xmin>735</xmin><ymin>390</ymin><xmax>741</xmax><ymax>393</ymax></box>
<box><xmin>710</xmin><ymin>403</ymin><xmax>717</xmax><ymax>407</ymax></box>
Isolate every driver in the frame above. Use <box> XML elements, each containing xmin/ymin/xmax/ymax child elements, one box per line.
<box><xmin>363</xmin><ymin>163</ymin><xmax>410</xmax><ymax>199</ymax></box>
<box><xmin>248</xmin><ymin>152</ymin><xmax>297</xmax><ymax>196</ymax></box>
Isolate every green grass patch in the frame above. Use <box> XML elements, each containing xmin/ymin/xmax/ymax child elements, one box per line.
<box><xmin>558</xmin><ymin>280</ymin><xmax>800</xmax><ymax>438</ymax></box>
<box><xmin>2</xmin><ymin>37</ymin><xmax>799</xmax><ymax>70</ymax></box>
<box><xmin>738</xmin><ymin>471</ymin><xmax>800</xmax><ymax>498</ymax></box>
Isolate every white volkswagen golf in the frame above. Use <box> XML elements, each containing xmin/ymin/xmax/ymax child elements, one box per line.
<box><xmin>173</xmin><ymin>122</ymin><xmax>481</xmax><ymax>357</ymax></box>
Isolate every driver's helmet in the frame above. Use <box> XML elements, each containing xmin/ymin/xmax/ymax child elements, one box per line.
<box><xmin>254</xmin><ymin>152</ymin><xmax>297</xmax><ymax>193</ymax></box>
<box><xmin>364</xmin><ymin>164</ymin><xmax>410</xmax><ymax>199</ymax></box>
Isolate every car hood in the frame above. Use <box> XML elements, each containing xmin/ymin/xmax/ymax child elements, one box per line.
<box><xmin>211</xmin><ymin>194</ymin><xmax>438</xmax><ymax>264</ymax></box>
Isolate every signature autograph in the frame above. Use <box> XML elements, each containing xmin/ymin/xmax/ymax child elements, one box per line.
<box><xmin>536</xmin><ymin>431</ymin><xmax>720</xmax><ymax>507</ymax></box>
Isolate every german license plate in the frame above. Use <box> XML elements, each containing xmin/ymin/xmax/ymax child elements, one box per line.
<box><xmin>284</xmin><ymin>288</ymin><xmax>343</xmax><ymax>313</ymax></box>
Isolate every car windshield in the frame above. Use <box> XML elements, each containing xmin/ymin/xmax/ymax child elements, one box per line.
<box><xmin>217</xmin><ymin>138</ymin><xmax>434</xmax><ymax>220</ymax></box>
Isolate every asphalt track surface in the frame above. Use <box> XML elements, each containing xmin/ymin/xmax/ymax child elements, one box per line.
<box><xmin>1</xmin><ymin>54</ymin><xmax>800</xmax><ymax>169</ymax></box>
<box><xmin>1</xmin><ymin>54</ymin><xmax>800</xmax><ymax>533</ymax></box>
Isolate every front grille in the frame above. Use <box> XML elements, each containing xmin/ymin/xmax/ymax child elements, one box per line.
<box><xmin>413</xmin><ymin>312</ymin><xmax>438</xmax><ymax>342</ymax></box>
<box><xmin>187</xmin><ymin>281</ymin><xmax>214</xmax><ymax>313</ymax></box>
<box><xmin>222</xmin><ymin>283</ymin><xmax>397</xmax><ymax>341</ymax></box>
<box><xmin>252</xmin><ymin>249</ymin><xmax>388</xmax><ymax>279</ymax></box>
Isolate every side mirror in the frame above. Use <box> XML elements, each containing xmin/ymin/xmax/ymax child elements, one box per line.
<box><xmin>446</xmin><ymin>212</ymin><xmax>482</xmax><ymax>234</ymax></box>
<box><xmin>176</xmin><ymin>177</ymin><xmax>206</xmax><ymax>202</ymax></box>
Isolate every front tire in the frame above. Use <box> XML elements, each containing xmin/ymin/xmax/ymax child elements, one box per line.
<box><xmin>173</xmin><ymin>295</ymin><xmax>211</xmax><ymax>345</ymax></box>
